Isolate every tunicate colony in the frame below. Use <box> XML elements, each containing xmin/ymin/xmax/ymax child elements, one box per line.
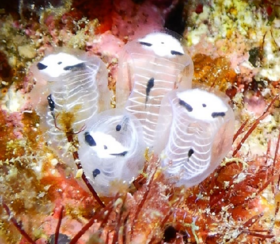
<box><xmin>31</xmin><ymin>30</ymin><xmax>235</xmax><ymax>196</ymax></box>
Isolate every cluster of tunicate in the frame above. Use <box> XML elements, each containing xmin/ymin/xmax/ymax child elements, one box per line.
<box><xmin>32</xmin><ymin>30</ymin><xmax>234</xmax><ymax>196</ymax></box>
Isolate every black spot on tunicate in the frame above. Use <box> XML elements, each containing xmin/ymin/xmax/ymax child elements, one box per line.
<box><xmin>202</xmin><ymin>104</ymin><xmax>206</xmax><ymax>107</ymax></box>
<box><xmin>47</xmin><ymin>94</ymin><xmax>55</xmax><ymax>111</ymax></box>
<box><xmin>85</xmin><ymin>132</ymin><xmax>96</xmax><ymax>146</ymax></box>
<box><xmin>171</xmin><ymin>50</ymin><xmax>184</xmax><ymax>56</ymax></box>
<box><xmin>211</xmin><ymin>112</ymin><xmax>226</xmax><ymax>118</ymax></box>
<box><xmin>163</xmin><ymin>226</ymin><xmax>177</xmax><ymax>242</ymax></box>
<box><xmin>145</xmin><ymin>77</ymin><xmax>154</xmax><ymax>105</ymax></box>
<box><xmin>179</xmin><ymin>99</ymin><xmax>193</xmax><ymax>112</ymax></box>
<box><xmin>104</xmin><ymin>145</ymin><xmax>108</xmax><ymax>150</ymax></box>
<box><xmin>92</xmin><ymin>169</ymin><xmax>101</xmax><ymax>178</ymax></box>
<box><xmin>139</xmin><ymin>41</ymin><xmax>152</xmax><ymax>47</ymax></box>
<box><xmin>116</xmin><ymin>124</ymin><xmax>121</xmax><ymax>131</ymax></box>
<box><xmin>37</xmin><ymin>62</ymin><xmax>48</xmax><ymax>70</ymax></box>
<box><xmin>63</xmin><ymin>62</ymin><xmax>85</xmax><ymax>71</ymax></box>
<box><xmin>58</xmin><ymin>61</ymin><xmax>62</xmax><ymax>65</ymax></box>
<box><xmin>48</xmin><ymin>233</ymin><xmax>71</xmax><ymax>244</ymax></box>
<box><xmin>188</xmin><ymin>148</ymin><xmax>194</xmax><ymax>158</ymax></box>
<box><xmin>110</xmin><ymin>151</ymin><xmax>128</xmax><ymax>157</ymax></box>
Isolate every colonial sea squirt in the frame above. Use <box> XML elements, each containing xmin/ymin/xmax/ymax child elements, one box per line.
<box><xmin>2</xmin><ymin>1</ymin><xmax>277</xmax><ymax>242</ymax></box>
<box><xmin>78</xmin><ymin>109</ymin><xmax>145</xmax><ymax>196</ymax></box>
<box><xmin>30</xmin><ymin>49</ymin><xmax>110</xmax><ymax>165</ymax></box>
<box><xmin>30</xmin><ymin>35</ymin><xmax>234</xmax><ymax>197</ymax></box>
<box><xmin>117</xmin><ymin>31</ymin><xmax>194</xmax><ymax>148</ymax></box>
<box><xmin>31</xmin><ymin>48</ymin><xmax>146</xmax><ymax>197</ymax></box>
<box><xmin>155</xmin><ymin>88</ymin><xmax>235</xmax><ymax>187</ymax></box>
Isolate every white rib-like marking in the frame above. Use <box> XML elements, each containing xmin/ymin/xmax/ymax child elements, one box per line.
<box><xmin>160</xmin><ymin>89</ymin><xmax>235</xmax><ymax>187</ymax></box>
<box><xmin>117</xmin><ymin>31</ymin><xmax>193</xmax><ymax>147</ymax></box>
<box><xmin>33</xmin><ymin>51</ymin><xmax>110</xmax><ymax>166</ymax></box>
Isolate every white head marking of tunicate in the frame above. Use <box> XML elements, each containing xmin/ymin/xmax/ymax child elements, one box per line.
<box><xmin>86</xmin><ymin>131</ymin><xmax>128</xmax><ymax>159</ymax></box>
<box><xmin>37</xmin><ymin>52</ymin><xmax>85</xmax><ymax>78</ymax></box>
<box><xmin>177</xmin><ymin>89</ymin><xmax>228</xmax><ymax>121</ymax></box>
<box><xmin>138</xmin><ymin>32</ymin><xmax>184</xmax><ymax>58</ymax></box>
